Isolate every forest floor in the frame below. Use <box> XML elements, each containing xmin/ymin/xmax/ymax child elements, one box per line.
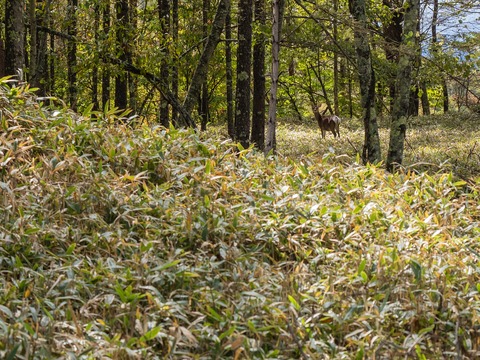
<box><xmin>1</xmin><ymin>82</ymin><xmax>480</xmax><ymax>359</ymax></box>
<box><xmin>274</xmin><ymin>111</ymin><xmax>480</xmax><ymax>180</ymax></box>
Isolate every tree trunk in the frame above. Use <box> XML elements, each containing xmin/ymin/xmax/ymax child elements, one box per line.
<box><xmin>386</xmin><ymin>0</ymin><xmax>419</xmax><ymax>171</ymax></box>
<box><xmin>265</xmin><ymin>0</ymin><xmax>285</xmax><ymax>154</ymax></box>
<box><xmin>48</xmin><ymin>13</ymin><xmax>54</xmax><ymax>92</ymax></box>
<box><xmin>382</xmin><ymin>0</ymin><xmax>403</xmax><ymax>111</ymax></box>
<box><xmin>29</xmin><ymin>0</ymin><xmax>38</xmax><ymax>84</ymax></box>
<box><xmin>225</xmin><ymin>11</ymin><xmax>234</xmax><ymax>139</ymax></box>
<box><xmin>67</xmin><ymin>0</ymin><xmax>78</xmax><ymax>111</ymax></box>
<box><xmin>420</xmin><ymin>81</ymin><xmax>430</xmax><ymax>115</ymax></box>
<box><xmin>200</xmin><ymin>0</ymin><xmax>210</xmax><ymax>131</ymax></box>
<box><xmin>102</xmin><ymin>1</ymin><xmax>111</xmax><ymax>110</ymax></box>
<box><xmin>235</xmin><ymin>0</ymin><xmax>253</xmax><ymax>149</ymax></box>
<box><xmin>432</xmin><ymin>0</ymin><xmax>448</xmax><ymax>113</ymax></box>
<box><xmin>30</xmin><ymin>0</ymin><xmax>50</xmax><ymax>96</ymax></box>
<box><xmin>442</xmin><ymin>81</ymin><xmax>449</xmax><ymax>113</ymax></box>
<box><xmin>128</xmin><ymin>0</ymin><xmax>137</xmax><ymax>112</ymax></box>
<box><xmin>5</xmin><ymin>0</ymin><xmax>25</xmax><ymax>78</ymax></box>
<box><xmin>159</xmin><ymin>0</ymin><xmax>170</xmax><ymax>126</ymax></box>
<box><xmin>92</xmin><ymin>3</ymin><xmax>100</xmax><ymax>111</ymax></box>
<box><xmin>251</xmin><ymin>0</ymin><xmax>266</xmax><ymax>150</ymax></box>
<box><xmin>349</xmin><ymin>0</ymin><xmax>382</xmax><ymax>164</ymax></box>
<box><xmin>182</xmin><ymin>0</ymin><xmax>230</xmax><ymax>125</ymax></box>
<box><xmin>6</xmin><ymin>0</ymin><xmax>26</xmax><ymax>80</ymax></box>
<box><xmin>115</xmin><ymin>0</ymin><xmax>129</xmax><ymax>110</ymax></box>
<box><xmin>333</xmin><ymin>0</ymin><xmax>339</xmax><ymax>115</ymax></box>
<box><xmin>171</xmin><ymin>0</ymin><xmax>179</xmax><ymax>125</ymax></box>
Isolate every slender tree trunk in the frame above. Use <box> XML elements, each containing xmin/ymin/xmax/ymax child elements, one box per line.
<box><xmin>182</xmin><ymin>0</ymin><xmax>229</xmax><ymax>122</ymax></box>
<box><xmin>386</xmin><ymin>0</ymin><xmax>419</xmax><ymax>171</ymax></box>
<box><xmin>235</xmin><ymin>0</ymin><xmax>253</xmax><ymax>148</ymax></box>
<box><xmin>420</xmin><ymin>81</ymin><xmax>430</xmax><ymax>115</ymax></box>
<box><xmin>0</xmin><ymin>38</ymin><xmax>5</xmax><ymax>77</ymax></box>
<box><xmin>115</xmin><ymin>0</ymin><xmax>129</xmax><ymax>110</ymax></box>
<box><xmin>265</xmin><ymin>0</ymin><xmax>285</xmax><ymax>154</ymax></box>
<box><xmin>225</xmin><ymin>11</ymin><xmax>234</xmax><ymax>139</ymax></box>
<box><xmin>407</xmin><ymin>18</ymin><xmax>421</xmax><ymax>117</ymax></box>
<box><xmin>102</xmin><ymin>1</ymin><xmax>111</xmax><ymax>110</ymax></box>
<box><xmin>382</xmin><ymin>0</ymin><xmax>403</xmax><ymax>111</ymax></box>
<box><xmin>349</xmin><ymin>0</ymin><xmax>381</xmax><ymax>164</ymax></box>
<box><xmin>92</xmin><ymin>3</ymin><xmax>100</xmax><ymax>111</ymax></box>
<box><xmin>251</xmin><ymin>0</ymin><xmax>266</xmax><ymax>150</ymax></box>
<box><xmin>171</xmin><ymin>0</ymin><xmax>179</xmax><ymax>125</ymax></box>
<box><xmin>200</xmin><ymin>0</ymin><xmax>210</xmax><ymax>131</ymax></box>
<box><xmin>128</xmin><ymin>0</ymin><xmax>137</xmax><ymax>112</ymax></box>
<box><xmin>333</xmin><ymin>0</ymin><xmax>339</xmax><ymax>115</ymax></box>
<box><xmin>159</xmin><ymin>0</ymin><xmax>170</xmax><ymax>126</ymax></box>
<box><xmin>30</xmin><ymin>0</ymin><xmax>49</xmax><ymax>95</ymax></box>
<box><xmin>29</xmin><ymin>0</ymin><xmax>37</xmax><ymax>84</ymax></box>
<box><xmin>442</xmin><ymin>82</ymin><xmax>449</xmax><ymax>112</ymax></box>
<box><xmin>5</xmin><ymin>0</ymin><xmax>26</xmax><ymax>78</ymax></box>
<box><xmin>48</xmin><ymin>13</ymin><xmax>54</xmax><ymax>92</ymax></box>
<box><xmin>67</xmin><ymin>0</ymin><xmax>78</xmax><ymax>111</ymax></box>
<box><xmin>432</xmin><ymin>0</ymin><xmax>448</xmax><ymax>113</ymax></box>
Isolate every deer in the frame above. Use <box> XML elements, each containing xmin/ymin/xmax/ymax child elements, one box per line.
<box><xmin>312</xmin><ymin>105</ymin><xmax>341</xmax><ymax>139</ymax></box>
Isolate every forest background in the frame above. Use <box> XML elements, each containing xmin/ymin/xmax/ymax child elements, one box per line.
<box><xmin>2</xmin><ymin>0</ymin><xmax>480</xmax><ymax>358</ymax></box>
<box><xmin>2</xmin><ymin>0</ymin><xmax>480</xmax><ymax>165</ymax></box>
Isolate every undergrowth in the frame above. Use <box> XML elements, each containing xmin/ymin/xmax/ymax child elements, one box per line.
<box><xmin>1</xmin><ymin>81</ymin><xmax>480</xmax><ymax>359</ymax></box>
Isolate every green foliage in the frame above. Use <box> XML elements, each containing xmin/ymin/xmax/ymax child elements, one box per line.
<box><xmin>1</xmin><ymin>81</ymin><xmax>480</xmax><ymax>358</ymax></box>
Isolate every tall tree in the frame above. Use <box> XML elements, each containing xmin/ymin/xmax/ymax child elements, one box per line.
<box><xmin>349</xmin><ymin>0</ymin><xmax>381</xmax><ymax>164</ymax></box>
<box><xmin>5</xmin><ymin>0</ymin><xmax>25</xmax><ymax>78</ymax></box>
<box><xmin>432</xmin><ymin>0</ymin><xmax>448</xmax><ymax>113</ymax></box>
<box><xmin>200</xmin><ymin>0</ymin><xmax>210</xmax><ymax>131</ymax></box>
<box><xmin>171</xmin><ymin>0</ymin><xmax>179</xmax><ymax>125</ymax></box>
<box><xmin>265</xmin><ymin>0</ymin><xmax>285</xmax><ymax>154</ymax></box>
<box><xmin>382</xmin><ymin>0</ymin><xmax>403</xmax><ymax>110</ymax></box>
<box><xmin>387</xmin><ymin>0</ymin><xmax>420</xmax><ymax>171</ymax></box>
<box><xmin>28</xmin><ymin>0</ymin><xmax>50</xmax><ymax>92</ymax></box>
<box><xmin>333</xmin><ymin>0</ymin><xmax>339</xmax><ymax>115</ymax></box>
<box><xmin>159</xmin><ymin>0</ymin><xmax>170</xmax><ymax>126</ymax></box>
<box><xmin>182</xmin><ymin>0</ymin><xmax>230</xmax><ymax>124</ymax></box>
<box><xmin>128</xmin><ymin>0</ymin><xmax>137</xmax><ymax>112</ymax></box>
<box><xmin>115</xmin><ymin>0</ymin><xmax>129</xmax><ymax>110</ymax></box>
<box><xmin>29</xmin><ymin>0</ymin><xmax>38</xmax><ymax>86</ymax></box>
<box><xmin>102</xmin><ymin>0</ymin><xmax>111</xmax><ymax>110</ymax></box>
<box><xmin>92</xmin><ymin>1</ymin><xmax>101</xmax><ymax>111</ymax></box>
<box><xmin>225</xmin><ymin>10</ymin><xmax>234</xmax><ymax>139</ymax></box>
<box><xmin>235</xmin><ymin>0</ymin><xmax>253</xmax><ymax>149</ymax></box>
<box><xmin>251</xmin><ymin>0</ymin><xmax>266</xmax><ymax>149</ymax></box>
<box><xmin>67</xmin><ymin>0</ymin><xmax>78</xmax><ymax>111</ymax></box>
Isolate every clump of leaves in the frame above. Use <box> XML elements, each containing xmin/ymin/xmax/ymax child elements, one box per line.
<box><xmin>1</xmin><ymin>80</ymin><xmax>480</xmax><ymax>359</ymax></box>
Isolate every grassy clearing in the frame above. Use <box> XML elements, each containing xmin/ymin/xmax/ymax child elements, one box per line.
<box><xmin>1</xmin><ymin>82</ymin><xmax>480</xmax><ymax>359</ymax></box>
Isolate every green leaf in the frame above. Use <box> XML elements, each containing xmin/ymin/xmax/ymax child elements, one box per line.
<box><xmin>355</xmin><ymin>346</ymin><xmax>364</xmax><ymax>360</ymax></box>
<box><xmin>410</xmin><ymin>260</ymin><xmax>422</xmax><ymax>283</ymax></box>
<box><xmin>140</xmin><ymin>326</ymin><xmax>162</xmax><ymax>342</ymax></box>
<box><xmin>207</xmin><ymin>306</ymin><xmax>223</xmax><ymax>322</ymax></box>
<box><xmin>418</xmin><ymin>324</ymin><xmax>435</xmax><ymax>336</ymax></box>
<box><xmin>288</xmin><ymin>295</ymin><xmax>301</xmax><ymax>311</ymax></box>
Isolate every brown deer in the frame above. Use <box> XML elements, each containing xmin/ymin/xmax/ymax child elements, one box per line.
<box><xmin>312</xmin><ymin>105</ymin><xmax>341</xmax><ymax>139</ymax></box>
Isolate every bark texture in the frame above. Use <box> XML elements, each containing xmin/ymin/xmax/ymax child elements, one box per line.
<box><xmin>225</xmin><ymin>11</ymin><xmax>234</xmax><ymax>139</ymax></box>
<box><xmin>349</xmin><ymin>0</ymin><xmax>381</xmax><ymax>164</ymax></box>
<box><xmin>5</xmin><ymin>0</ymin><xmax>25</xmax><ymax>77</ymax></box>
<box><xmin>67</xmin><ymin>0</ymin><xmax>78</xmax><ymax>111</ymax></box>
<box><xmin>159</xmin><ymin>0</ymin><xmax>170</xmax><ymax>126</ymax></box>
<box><xmin>115</xmin><ymin>0</ymin><xmax>129</xmax><ymax>110</ymax></box>
<box><xmin>265</xmin><ymin>0</ymin><xmax>285</xmax><ymax>154</ymax></box>
<box><xmin>386</xmin><ymin>0</ymin><xmax>419</xmax><ymax>171</ymax></box>
<box><xmin>235</xmin><ymin>0</ymin><xmax>253</xmax><ymax>149</ymax></box>
<box><xmin>251</xmin><ymin>0</ymin><xmax>266</xmax><ymax>150</ymax></box>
